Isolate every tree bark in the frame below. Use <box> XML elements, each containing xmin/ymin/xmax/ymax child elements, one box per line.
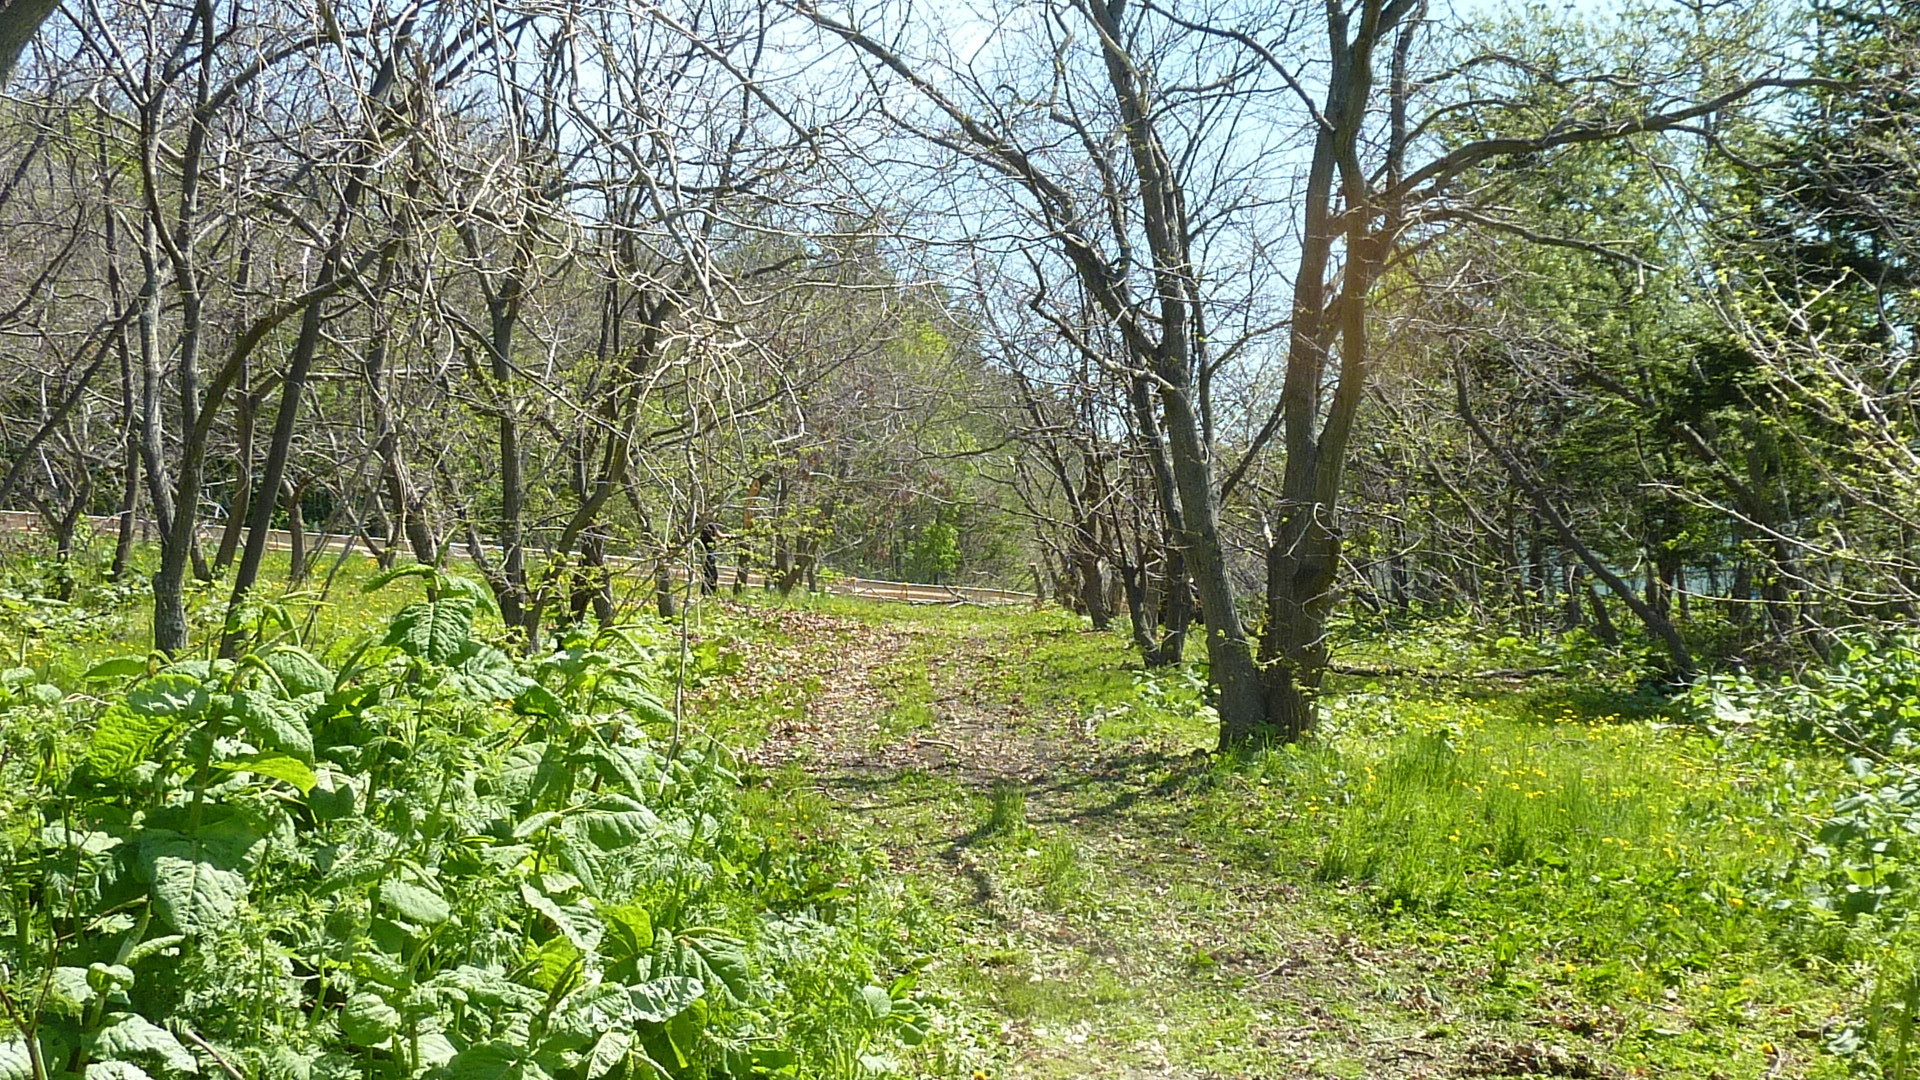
<box><xmin>0</xmin><ymin>0</ymin><xmax>56</xmax><ymax>89</ymax></box>
<box><xmin>222</xmin><ymin>20</ymin><xmax>411</xmax><ymax>656</ymax></box>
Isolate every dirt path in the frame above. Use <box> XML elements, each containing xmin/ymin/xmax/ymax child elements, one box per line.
<box><xmin>727</xmin><ymin>608</ymin><xmax>1537</xmax><ymax>1079</ymax></box>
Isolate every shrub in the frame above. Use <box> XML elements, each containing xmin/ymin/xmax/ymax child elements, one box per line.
<box><xmin>0</xmin><ymin>568</ymin><xmax>938</xmax><ymax>1080</ymax></box>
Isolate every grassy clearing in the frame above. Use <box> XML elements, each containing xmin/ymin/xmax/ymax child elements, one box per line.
<box><xmin>5</xmin><ymin>542</ymin><xmax>1905</xmax><ymax>1078</ymax></box>
<box><xmin>698</xmin><ymin>595</ymin><xmax>1896</xmax><ymax>1078</ymax></box>
<box><xmin>1190</xmin><ymin>685</ymin><xmax>1845</xmax><ymax>1077</ymax></box>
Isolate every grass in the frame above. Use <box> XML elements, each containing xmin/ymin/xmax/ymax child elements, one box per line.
<box><xmin>4</xmin><ymin>533</ymin><xmax>1903</xmax><ymax>1078</ymax></box>
<box><xmin>985</xmin><ymin>780</ymin><xmax>1030</xmax><ymax>837</ymax></box>
<box><xmin>1188</xmin><ymin>684</ymin><xmax>1857</xmax><ymax>1076</ymax></box>
<box><xmin>697</xmin><ymin>595</ymin><xmax>1898</xmax><ymax>1077</ymax></box>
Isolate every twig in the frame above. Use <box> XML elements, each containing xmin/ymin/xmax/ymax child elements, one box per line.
<box><xmin>1329</xmin><ymin>664</ymin><xmax>1564</xmax><ymax>680</ymax></box>
<box><xmin>179</xmin><ymin>1027</ymin><xmax>246</xmax><ymax>1080</ymax></box>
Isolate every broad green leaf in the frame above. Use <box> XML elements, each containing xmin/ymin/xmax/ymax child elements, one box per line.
<box><xmin>230</xmin><ymin>689</ymin><xmax>314</xmax><ymax>763</ymax></box>
<box><xmin>429</xmin><ymin>966</ymin><xmax>543</xmax><ymax>1011</ymax></box>
<box><xmin>145</xmin><ymin>847</ymin><xmax>247</xmax><ymax>936</ymax></box>
<box><xmin>557</xmin><ymin>837</ymin><xmax>605</xmax><ymax>898</ymax></box>
<box><xmin>602</xmin><ymin>903</ymin><xmax>653</xmax><ymax>958</ymax></box>
<box><xmin>540</xmin><ymin>871</ymin><xmax>583</xmax><ymax>896</ymax></box>
<box><xmin>361</xmin><ymin>562</ymin><xmax>435</xmax><ymax>593</ymax></box>
<box><xmin>45</xmin><ymin>967</ymin><xmax>95</xmax><ymax>1016</ymax></box>
<box><xmin>25</xmin><ymin>682</ymin><xmax>62</xmax><ymax>705</ymax></box>
<box><xmin>439</xmin><ymin>574</ymin><xmax>499</xmax><ymax>617</ymax></box>
<box><xmin>444</xmin><ymin>1043</ymin><xmax>551</xmax><ymax>1080</ymax></box>
<box><xmin>447</xmin><ymin>643</ymin><xmax>533</xmax><ymax>702</ymax></box>
<box><xmin>584</xmin><ymin>1031</ymin><xmax>631</xmax><ymax>1080</ymax></box>
<box><xmin>519</xmin><ymin>882</ymin><xmax>601</xmax><ymax>951</ymax></box>
<box><xmin>527</xmin><ymin>935</ymin><xmax>582</xmax><ymax>993</ymax></box>
<box><xmin>38</xmin><ymin>825</ymin><xmax>122</xmax><ymax>917</ymax></box>
<box><xmin>512</xmin><ymin>811</ymin><xmax>563</xmax><ymax>840</ymax></box>
<box><xmin>313</xmin><ymin>684</ymin><xmax>381</xmax><ymax>727</ymax></box>
<box><xmin>353</xmin><ymin>948</ymin><xmax>411</xmax><ymax>989</ymax></box>
<box><xmin>308</xmin><ymin>768</ymin><xmax>360</xmax><ymax>820</ymax></box>
<box><xmin>575</xmin><ymin>744</ymin><xmax>659</xmax><ymax>801</ymax></box>
<box><xmin>384</xmin><ymin>598</ymin><xmax>476</xmax><ymax>664</ymax></box>
<box><xmin>128</xmin><ymin>674</ymin><xmax>208</xmax><ymax>719</ymax></box>
<box><xmin>379</xmin><ymin>878</ymin><xmax>450</xmax><ymax>926</ymax></box>
<box><xmin>213</xmin><ymin>752</ymin><xmax>316</xmax><ymax>794</ymax></box>
<box><xmin>551</xmin><ymin>983</ymin><xmax>633</xmax><ymax>1042</ymax></box>
<box><xmin>514</xmin><ymin>683</ymin><xmax>569</xmax><ymax>720</ymax></box>
<box><xmin>682</xmin><ymin>934</ymin><xmax>753</xmax><ymax>1005</ymax></box>
<box><xmin>88</xmin><ymin>704</ymin><xmax>175</xmax><ymax>777</ymax></box>
<box><xmin>857</xmin><ymin>984</ymin><xmax>892</xmax><ymax>1020</ymax></box>
<box><xmin>86</xmin><ymin>1013</ymin><xmax>199</xmax><ymax>1075</ymax></box>
<box><xmin>86</xmin><ymin>656</ymin><xmax>149</xmax><ymax>680</ymax></box>
<box><xmin>417</xmin><ymin>1032</ymin><xmax>456</xmax><ymax>1068</ymax></box>
<box><xmin>571</xmin><ymin>796</ymin><xmax>661</xmax><ymax>851</ymax></box>
<box><xmin>87</xmin><ymin>964</ymin><xmax>135</xmax><ymax>997</ymax></box>
<box><xmin>627</xmin><ymin>976</ymin><xmax>704</xmax><ymax>1023</ymax></box>
<box><xmin>261</xmin><ymin>647</ymin><xmax>333</xmax><ymax>696</ymax></box>
<box><xmin>749</xmin><ymin>1047</ymin><xmax>798</xmax><ymax>1076</ymax></box>
<box><xmin>602</xmin><ymin>678</ymin><xmax>674</xmax><ymax>728</ymax></box>
<box><xmin>340</xmin><ymin>993</ymin><xmax>401</xmax><ymax>1047</ymax></box>
<box><xmin>0</xmin><ymin>1040</ymin><xmax>29</xmax><ymax>1080</ymax></box>
<box><xmin>123</xmin><ymin>935</ymin><xmax>185</xmax><ymax>964</ymax></box>
<box><xmin>87</xmin><ymin>1063</ymin><xmax>156</xmax><ymax>1080</ymax></box>
<box><xmin>496</xmin><ymin>742</ymin><xmax>543</xmax><ymax>794</ymax></box>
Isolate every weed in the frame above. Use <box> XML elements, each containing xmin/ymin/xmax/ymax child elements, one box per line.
<box><xmin>1035</xmin><ymin>834</ymin><xmax>1086</xmax><ymax>911</ymax></box>
<box><xmin>0</xmin><ymin>562</ymin><xmax>952</xmax><ymax>1080</ymax></box>
<box><xmin>985</xmin><ymin>781</ymin><xmax>1029</xmax><ymax>838</ymax></box>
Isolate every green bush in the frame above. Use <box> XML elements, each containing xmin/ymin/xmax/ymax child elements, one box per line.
<box><xmin>0</xmin><ymin>568</ymin><xmax>939</xmax><ymax>1080</ymax></box>
<box><xmin>1695</xmin><ymin>633</ymin><xmax>1920</xmax><ymax>751</ymax></box>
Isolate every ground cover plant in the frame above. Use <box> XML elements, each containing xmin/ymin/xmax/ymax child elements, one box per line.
<box><xmin>0</xmin><ymin>558</ymin><xmax>950</xmax><ymax>1080</ymax></box>
<box><xmin>11</xmin><ymin>533</ymin><xmax>1920</xmax><ymax>1079</ymax></box>
<box><xmin>678</xmin><ymin>594</ymin><xmax>1920</xmax><ymax>1079</ymax></box>
<box><xmin>4</xmin><ymin>0</ymin><xmax>1920</xmax><ymax>1073</ymax></box>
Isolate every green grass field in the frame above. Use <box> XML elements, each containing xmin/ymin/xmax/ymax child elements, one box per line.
<box><xmin>2</xmin><ymin>535</ymin><xmax>1915</xmax><ymax>1078</ymax></box>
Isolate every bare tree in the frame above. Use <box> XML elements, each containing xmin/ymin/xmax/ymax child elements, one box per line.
<box><xmin>801</xmin><ymin>0</ymin><xmax>1809</xmax><ymax>744</ymax></box>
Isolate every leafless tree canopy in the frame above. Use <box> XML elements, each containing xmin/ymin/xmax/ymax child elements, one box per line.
<box><xmin>2</xmin><ymin>0</ymin><xmax>1913</xmax><ymax>742</ymax></box>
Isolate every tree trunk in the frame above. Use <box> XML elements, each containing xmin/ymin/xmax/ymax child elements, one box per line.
<box><xmin>285</xmin><ymin>480</ymin><xmax>306</xmax><ymax>584</ymax></box>
<box><xmin>215</xmin><ymin>387</ymin><xmax>255</xmax><ymax>572</ymax></box>
<box><xmin>1075</xmin><ymin>551</ymin><xmax>1110</xmax><ymax>630</ymax></box>
<box><xmin>1586</xmin><ymin>580</ymin><xmax>1620</xmax><ymax>645</ymax></box>
<box><xmin>0</xmin><ymin>0</ymin><xmax>57</xmax><ymax>89</ymax></box>
<box><xmin>1127</xmin><ymin>378</ymin><xmax>1190</xmax><ymax>667</ymax></box>
<box><xmin>111</xmin><ymin>472</ymin><xmax>139</xmax><ymax>583</ymax></box>
<box><xmin>111</xmin><ymin>354</ymin><xmax>141</xmax><ymax>584</ymax></box>
<box><xmin>1156</xmin><ymin>384</ymin><xmax>1269</xmax><ymax>747</ymax></box>
<box><xmin>1562</xmin><ymin>562</ymin><xmax>1585</xmax><ymax>630</ymax></box>
<box><xmin>139</xmin><ymin>217</ymin><xmax>189</xmax><ymax>654</ymax></box>
<box><xmin>583</xmin><ymin>533</ymin><xmax>615</xmax><ymax>626</ymax></box>
<box><xmin>655</xmin><ymin>563</ymin><xmax>677</xmax><ymax>618</ymax></box>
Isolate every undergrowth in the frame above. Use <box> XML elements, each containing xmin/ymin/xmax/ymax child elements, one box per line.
<box><xmin>0</xmin><ymin>559</ymin><xmax>954</xmax><ymax>1080</ymax></box>
<box><xmin>1188</xmin><ymin>668</ymin><xmax>1920</xmax><ymax>1078</ymax></box>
